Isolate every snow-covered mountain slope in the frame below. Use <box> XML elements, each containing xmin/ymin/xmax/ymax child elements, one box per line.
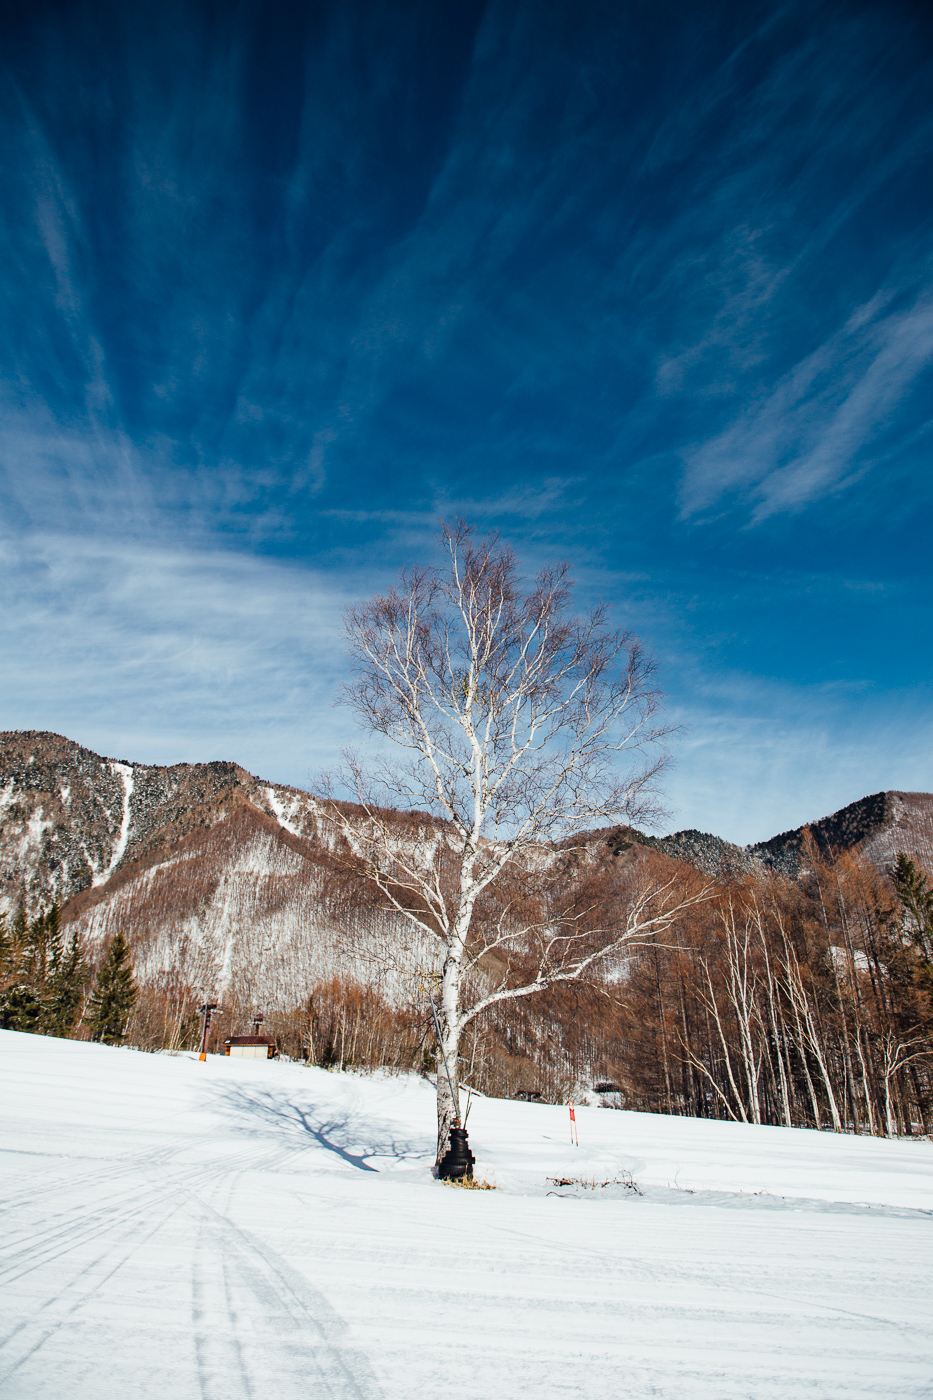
<box><xmin>0</xmin><ymin>729</ymin><xmax>327</xmax><ymax>912</ymax></box>
<box><xmin>67</xmin><ymin>804</ymin><xmax>368</xmax><ymax>1002</ymax></box>
<box><xmin>0</xmin><ymin>733</ymin><xmax>305</xmax><ymax>907</ymax></box>
<box><xmin>0</xmin><ymin>732</ymin><xmax>355</xmax><ymax>994</ymax></box>
<box><xmin>1</xmin><ymin>1030</ymin><xmax>931</xmax><ymax>1400</ymax></box>
<box><xmin>0</xmin><ymin>732</ymin><xmax>641</xmax><ymax>1006</ymax></box>
<box><xmin>3</xmin><ymin>732</ymin><xmax>933</xmax><ymax>1010</ymax></box>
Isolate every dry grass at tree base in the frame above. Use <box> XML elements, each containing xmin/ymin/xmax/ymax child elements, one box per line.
<box><xmin>547</xmin><ymin>1172</ymin><xmax>642</xmax><ymax>1194</ymax></box>
<box><xmin>440</xmin><ymin>1175</ymin><xmax>498</xmax><ymax>1190</ymax></box>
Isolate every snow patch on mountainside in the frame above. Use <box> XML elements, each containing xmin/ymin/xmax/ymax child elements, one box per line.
<box><xmin>92</xmin><ymin>761</ymin><xmax>134</xmax><ymax>886</ymax></box>
<box><xmin>264</xmin><ymin>785</ymin><xmax>312</xmax><ymax>838</ymax></box>
<box><xmin>21</xmin><ymin>807</ymin><xmax>53</xmax><ymax>862</ymax></box>
<box><xmin>71</xmin><ymin>823</ymin><xmax>354</xmax><ymax>1000</ymax></box>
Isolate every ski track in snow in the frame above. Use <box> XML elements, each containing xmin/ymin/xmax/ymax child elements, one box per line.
<box><xmin>1</xmin><ymin>1032</ymin><xmax>933</xmax><ymax>1399</ymax></box>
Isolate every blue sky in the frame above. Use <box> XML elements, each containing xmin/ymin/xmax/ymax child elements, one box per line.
<box><xmin>1</xmin><ymin>0</ymin><xmax>932</xmax><ymax>843</ymax></box>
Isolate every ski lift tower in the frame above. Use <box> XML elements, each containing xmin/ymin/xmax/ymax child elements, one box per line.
<box><xmin>197</xmin><ymin>1002</ymin><xmax>219</xmax><ymax>1062</ymax></box>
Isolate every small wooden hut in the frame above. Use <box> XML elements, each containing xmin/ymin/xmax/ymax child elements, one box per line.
<box><xmin>224</xmin><ymin>1034</ymin><xmax>275</xmax><ymax>1060</ymax></box>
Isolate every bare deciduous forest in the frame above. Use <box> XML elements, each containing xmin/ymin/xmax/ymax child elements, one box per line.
<box><xmin>7</xmin><ymin>831</ymin><xmax>926</xmax><ymax>1139</ymax></box>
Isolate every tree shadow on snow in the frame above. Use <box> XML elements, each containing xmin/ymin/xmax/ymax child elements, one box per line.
<box><xmin>211</xmin><ymin>1081</ymin><xmax>429</xmax><ymax>1172</ymax></box>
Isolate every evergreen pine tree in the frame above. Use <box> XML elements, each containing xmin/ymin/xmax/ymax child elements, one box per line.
<box><xmin>0</xmin><ymin>902</ymin><xmax>42</xmax><ymax>1031</ymax></box>
<box><xmin>23</xmin><ymin>905</ymin><xmax>55</xmax><ymax>988</ymax></box>
<box><xmin>84</xmin><ymin>932</ymin><xmax>138</xmax><ymax>1045</ymax></box>
<box><xmin>45</xmin><ymin>930</ymin><xmax>88</xmax><ymax>1038</ymax></box>
<box><xmin>891</xmin><ymin>853</ymin><xmax>933</xmax><ymax>1021</ymax></box>
<box><xmin>45</xmin><ymin>903</ymin><xmax>63</xmax><ymax>971</ymax></box>
<box><xmin>892</xmin><ymin>854</ymin><xmax>933</xmax><ymax>955</ymax></box>
<box><xmin>0</xmin><ymin>983</ymin><xmax>44</xmax><ymax>1032</ymax></box>
<box><xmin>10</xmin><ymin>903</ymin><xmax>28</xmax><ymax>971</ymax></box>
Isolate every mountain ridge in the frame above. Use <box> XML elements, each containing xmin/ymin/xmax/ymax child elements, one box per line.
<box><xmin>2</xmin><ymin>728</ymin><xmax>932</xmax><ymax>1031</ymax></box>
<box><xmin>3</xmin><ymin>732</ymin><xmax>932</xmax><ymax>919</ymax></box>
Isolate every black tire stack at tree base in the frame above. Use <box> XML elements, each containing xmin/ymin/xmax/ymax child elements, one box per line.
<box><xmin>438</xmin><ymin>1127</ymin><xmax>475</xmax><ymax>1180</ymax></box>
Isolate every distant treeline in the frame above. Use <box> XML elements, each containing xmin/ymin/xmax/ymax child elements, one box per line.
<box><xmin>3</xmin><ymin>840</ymin><xmax>932</xmax><ymax>1137</ymax></box>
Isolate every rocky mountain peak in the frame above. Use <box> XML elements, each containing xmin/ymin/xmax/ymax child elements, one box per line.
<box><xmin>747</xmin><ymin>790</ymin><xmax>933</xmax><ymax>877</ymax></box>
<box><xmin>0</xmin><ymin>730</ymin><xmax>277</xmax><ymax>911</ymax></box>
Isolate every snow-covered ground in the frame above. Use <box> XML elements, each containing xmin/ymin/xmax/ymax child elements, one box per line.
<box><xmin>2</xmin><ymin>1031</ymin><xmax>932</xmax><ymax>1399</ymax></box>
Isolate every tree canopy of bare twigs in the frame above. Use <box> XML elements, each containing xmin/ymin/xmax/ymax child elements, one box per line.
<box><xmin>320</xmin><ymin>521</ymin><xmax>708</xmax><ymax>1159</ymax></box>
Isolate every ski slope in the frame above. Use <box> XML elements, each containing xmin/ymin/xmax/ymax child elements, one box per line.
<box><xmin>1</xmin><ymin>1030</ymin><xmax>932</xmax><ymax>1399</ymax></box>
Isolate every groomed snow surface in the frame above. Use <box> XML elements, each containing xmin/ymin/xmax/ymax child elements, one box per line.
<box><xmin>2</xmin><ymin>1032</ymin><xmax>932</xmax><ymax>1399</ymax></box>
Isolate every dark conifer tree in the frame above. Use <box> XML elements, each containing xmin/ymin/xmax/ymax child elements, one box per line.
<box><xmin>84</xmin><ymin>932</ymin><xmax>138</xmax><ymax>1045</ymax></box>
<box><xmin>891</xmin><ymin>853</ymin><xmax>933</xmax><ymax>1016</ymax></box>
<box><xmin>46</xmin><ymin>930</ymin><xmax>88</xmax><ymax>1038</ymax></box>
<box><xmin>23</xmin><ymin>905</ymin><xmax>55</xmax><ymax>987</ymax></box>
<box><xmin>0</xmin><ymin>983</ymin><xmax>44</xmax><ymax>1032</ymax></box>
<box><xmin>892</xmin><ymin>855</ymin><xmax>933</xmax><ymax>949</ymax></box>
<box><xmin>45</xmin><ymin>902</ymin><xmax>63</xmax><ymax>968</ymax></box>
<box><xmin>0</xmin><ymin>902</ymin><xmax>44</xmax><ymax>1031</ymax></box>
<box><xmin>10</xmin><ymin>903</ymin><xmax>28</xmax><ymax>970</ymax></box>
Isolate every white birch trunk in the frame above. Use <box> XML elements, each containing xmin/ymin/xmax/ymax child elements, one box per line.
<box><xmin>435</xmin><ymin>952</ymin><xmax>463</xmax><ymax>1162</ymax></box>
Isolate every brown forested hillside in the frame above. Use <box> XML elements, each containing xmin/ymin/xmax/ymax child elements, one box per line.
<box><xmin>2</xmin><ymin>731</ymin><xmax>932</xmax><ymax>1135</ymax></box>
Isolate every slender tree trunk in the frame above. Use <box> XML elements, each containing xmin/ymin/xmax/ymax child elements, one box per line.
<box><xmin>782</xmin><ymin>964</ymin><xmax>823</xmax><ymax>1128</ymax></box>
<box><xmin>802</xmin><ymin>1000</ymin><xmax>844</xmax><ymax>1132</ymax></box>
<box><xmin>831</xmin><ymin>871</ymin><xmax>865</xmax><ymax>1132</ymax></box>
<box><xmin>306</xmin><ymin>996</ymin><xmax>315</xmax><ymax>1064</ymax></box>
<box><xmin>435</xmin><ymin>949</ymin><xmax>463</xmax><ymax>1164</ymax></box>
<box><xmin>699</xmin><ymin>958</ymin><xmax>749</xmax><ymax>1124</ymax></box>
<box><xmin>909</xmin><ymin>1064</ymin><xmax>928</xmax><ymax>1134</ymax></box>
<box><xmin>653</xmin><ymin>946</ymin><xmax>673</xmax><ymax>1113</ymax></box>
<box><xmin>761</xmin><ymin>938</ymin><xmax>793</xmax><ymax>1127</ymax></box>
<box><xmin>883</xmin><ymin>1067</ymin><xmax>898</xmax><ymax>1138</ymax></box>
<box><xmin>726</xmin><ymin>913</ymin><xmax>762</xmax><ymax>1125</ymax></box>
<box><xmin>678</xmin><ymin>981</ymin><xmax>699</xmax><ymax>1117</ymax></box>
<box><xmin>853</xmin><ymin>1028</ymin><xmax>879</xmax><ymax>1135</ymax></box>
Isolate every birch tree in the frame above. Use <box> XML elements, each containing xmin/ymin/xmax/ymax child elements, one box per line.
<box><xmin>322</xmin><ymin>522</ymin><xmax>708</xmax><ymax>1160</ymax></box>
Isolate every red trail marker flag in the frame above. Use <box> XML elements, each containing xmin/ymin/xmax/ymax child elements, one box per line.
<box><xmin>569</xmin><ymin>1099</ymin><xmax>578</xmax><ymax>1147</ymax></box>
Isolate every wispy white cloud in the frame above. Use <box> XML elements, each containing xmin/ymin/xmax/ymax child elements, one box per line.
<box><xmin>0</xmin><ymin>531</ymin><xmax>364</xmax><ymax>785</ymax></box>
<box><xmin>679</xmin><ymin>292</ymin><xmax>933</xmax><ymax>518</ymax></box>
<box><xmin>1</xmin><ymin>516</ymin><xmax>928</xmax><ymax>847</ymax></box>
<box><xmin>4</xmin><ymin>0</ymin><xmax>931</xmax><ymax>536</ymax></box>
<box><xmin>664</xmin><ymin>681</ymin><xmax>933</xmax><ymax>846</ymax></box>
<box><xmin>629</xmin><ymin>6</ymin><xmax>933</xmax><ymax>523</ymax></box>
